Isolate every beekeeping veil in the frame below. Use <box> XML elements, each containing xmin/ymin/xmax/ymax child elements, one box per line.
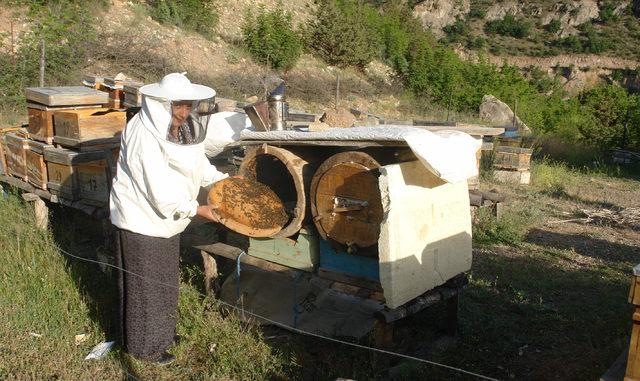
<box><xmin>138</xmin><ymin>72</ymin><xmax>216</xmax><ymax>145</ymax></box>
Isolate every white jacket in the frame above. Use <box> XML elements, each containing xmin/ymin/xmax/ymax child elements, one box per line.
<box><xmin>110</xmin><ymin>96</ymin><xmax>227</xmax><ymax>238</ymax></box>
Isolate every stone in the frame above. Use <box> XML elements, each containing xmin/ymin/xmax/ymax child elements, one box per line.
<box><xmin>319</xmin><ymin>107</ymin><xmax>357</xmax><ymax>129</ymax></box>
<box><xmin>245</xmin><ymin>95</ymin><xmax>259</xmax><ymax>104</ymax></box>
<box><xmin>216</xmin><ymin>98</ymin><xmax>237</xmax><ymax>112</ymax></box>
<box><xmin>308</xmin><ymin>121</ymin><xmax>332</xmax><ymax>132</ymax></box>
<box><xmin>479</xmin><ymin>95</ymin><xmax>531</xmax><ymax>135</ymax></box>
<box><xmin>413</xmin><ymin>0</ymin><xmax>470</xmax><ymax>38</ymax></box>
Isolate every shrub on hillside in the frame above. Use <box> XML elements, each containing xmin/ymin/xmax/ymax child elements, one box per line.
<box><xmin>148</xmin><ymin>0</ymin><xmax>217</xmax><ymax>39</ymax></box>
<box><xmin>442</xmin><ymin>18</ymin><xmax>469</xmax><ymax>43</ymax></box>
<box><xmin>242</xmin><ymin>5</ymin><xmax>302</xmax><ymax>71</ymax></box>
<box><xmin>485</xmin><ymin>14</ymin><xmax>532</xmax><ymax>38</ymax></box>
<box><xmin>545</xmin><ymin>19</ymin><xmax>561</xmax><ymax>34</ymax></box>
<box><xmin>469</xmin><ymin>7</ymin><xmax>486</xmax><ymax>19</ymax></box>
<box><xmin>306</xmin><ymin>0</ymin><xmax>381</xmax><ymax>68</ymax></box>
<box><xmin>0</xmin><ymin>1</ymin><xmax>100</xmax><ymax>109</ymax></box>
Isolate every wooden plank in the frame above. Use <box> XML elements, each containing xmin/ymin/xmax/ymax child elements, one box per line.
<box><xmin>0</xmin><ymin>138</ymin><xmax>7</xmax><ymax>176</ymax></box>
<box><xmin>26</xmin><ymin>148</ymin><xmax>50</xmax><ymax>189</ymax></box>
<box><xmin>4</xmin><ymin>133</ymin><xmax>29</xmax><ymax>181</ymax></box>
<box><xmin>0</xmin><ymin>174</ymin><xmax>35</xmax><ymax>193</ymax></box>
<box><xmin>25</xmin><ymin>86</ymin><xmax>109</xmax><ymax>106</ymax></box>
<box><xmin>288</xmin><ymin>112</ymin><xmax>317</xmax><ymax>122</ymax></box>
<box><xmin>194</xmin><ymin>242</ymin><xmax>300</xmax><ymax>278</ymax></box>
<box><xmin>318</xmin><ymin>267</ymin><xmax>383</xmax><ymax>291</ymax></box>
<box><xmin>53</xmin><ymin>136</ymin><xmax>121</xmax><ymax>150</ymax></box>
<box><xmin>53</xmin><ymin>108</ymin><xmax>125</xmax><ymax>145</ymax></box>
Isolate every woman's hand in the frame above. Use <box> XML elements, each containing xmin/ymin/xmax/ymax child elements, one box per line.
<box><xmin>197</xmin><ymin>205</ymin><xmax>222</xmax><ymax>223</ymax></box>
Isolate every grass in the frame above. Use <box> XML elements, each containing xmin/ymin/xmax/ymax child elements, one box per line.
<box><xmin>0</xmin><ymin>188</ymin><xmax>289</xmax><ymax>380</ymax></box>
<box><xmin>1</xmin><ymin>156</ymin><xmax>640</xmax><ymax>380</ymax></box>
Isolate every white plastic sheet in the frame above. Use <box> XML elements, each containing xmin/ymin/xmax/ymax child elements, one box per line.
<box><xmin>204</xmin><ymin>112</ymin><xmax>252</xmax><ymax>157</ymax></box>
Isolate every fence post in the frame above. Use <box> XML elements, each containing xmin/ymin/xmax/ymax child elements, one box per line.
<box><xmin>39</xmin><ymin>39</ymin><xmax>45</xmax><ymax>87</ymax></box>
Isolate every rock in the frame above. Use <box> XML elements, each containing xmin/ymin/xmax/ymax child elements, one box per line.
<box><xmin>308</xmin><ymin>121</ymin><xmax>332</xmax><ymax>132</ymax></box>
<box><xmin>216</xmin><ymin>98</ymin><xmax>237</xmax><ymax>112</ymax></box>
<box><xmin>353</xmin><ymin>116</ymin><xmax>380</xmax><ymax>127</ymax></box>
<box><xmin>614</xmin><ymin>1</ymin><xmax>631</xmax><ymax>16</ymax></box>
<box><xmin>320</xmin><ymin>108</ymin><xmax>357</xmax><ymax>129</ymax></box>
<box><xmin>541</xmin><ymin>1</ymin><xmax>600</xmax><ymax>36</ymax></box>
<box><xmin>413</xmin><ymin>0</ymin><xmax>470</xmax><ymax>38</ymax></box>
<box><xmin>479</xmin><ymin>95</ymin><xmax>531</xmax><ymax>135</ymax></box>
<box><xmin>245</xmin><ymin>95</ymin><xmax>259</xmax><ymax>104</ymax></box>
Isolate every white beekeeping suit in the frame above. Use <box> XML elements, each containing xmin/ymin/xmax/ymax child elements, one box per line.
<box><xmin>110</xmin><ymin>73</ymin><xmax>228</xmax><ymax>238</ymax></box>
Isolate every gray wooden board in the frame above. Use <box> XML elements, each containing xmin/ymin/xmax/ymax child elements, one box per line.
<box><xmin>53</xmin><ymin>136</ymin><xmax>121</xmax><ymax>149</ymax></box>
<box><xmin>229</xmin><ymin>140</ymin><xmax>408</xmax><ymax>148</ymax></box>
<box><xmin>44</xmin><ymin>147</ymin><xmax>106</xmax><ymax>165</ymax></box>
<box><xmin>28</xmin><ymin>140</ymin><xmax>53</xmax><ymax>154</ymax></box>
<box><xmin>25</xmin><ymin>87</ymin><xmax>108</xmax><ymax>107</ymax></box>
<box><xmin>26</xmin><ymin>102</ymin><xmax>102</xmax><ymax>111</ymax></box>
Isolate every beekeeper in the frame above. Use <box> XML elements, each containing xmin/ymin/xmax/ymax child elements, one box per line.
<box><xmin>109</xmin><ymin>72</ymin><xmax>227</xmax><ymax>365</ymax></box>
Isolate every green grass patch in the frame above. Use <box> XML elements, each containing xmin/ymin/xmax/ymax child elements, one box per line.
<box><xmin>0</xmin><ymin>190</ymin><xmax>290</xmax><ymax>380</ymax></box>
<box><xmin>473</xmin><ymin>205</ymin><xmax>537</xmax><ymax>246</ymax></box>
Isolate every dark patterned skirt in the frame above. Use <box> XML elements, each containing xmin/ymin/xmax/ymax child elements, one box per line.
<box><xmin>113</xmin><ymin>228</ymin><xmax>180</xmax><ymax>360</ymax></box>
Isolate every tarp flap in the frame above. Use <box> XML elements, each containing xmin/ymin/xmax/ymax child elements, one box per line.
<box><xmin>204</xmin><ymin>111</ymin><xmax>251</xmax><ymax>157</ymax></box>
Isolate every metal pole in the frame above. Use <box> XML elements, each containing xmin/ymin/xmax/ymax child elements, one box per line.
<box><xmin>512</xmin><ymin>98</ymin><xmax>518</xmax><ymax>129</ymax></box>
<box><xmin>335</xmin><ymin>71</ymin><xmax>340</xmax><ymax>109</ymax></box>
<box><xmin>39</xmin><ymin>39</ymin><xmax>45</xmax><ymax>87</ymax></box>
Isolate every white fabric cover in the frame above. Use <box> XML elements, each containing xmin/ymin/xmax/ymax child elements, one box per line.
<box><xmin>109</xmin><ymin>95</ymin><xmax>228</xmax><ymax>238</ymax></box>
<box><xmin>204</xmin><ymin>112</ymin><xmax>252</xmax><ymax>157</ymax></box>
<box><xmin>240</xmin><ymin>125</ymin><xmax>481</xmax><ymax>183</ymax></box>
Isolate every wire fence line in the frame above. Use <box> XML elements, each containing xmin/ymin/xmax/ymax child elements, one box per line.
<box><xmin>56</xmin><ymin>246</ymin><xmax>500</xmax><ymax>381</ymax></box>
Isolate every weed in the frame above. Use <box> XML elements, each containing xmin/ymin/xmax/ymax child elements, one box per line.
<box><xmin>473</xmin><ymin>206</ymin><xmax>537</xmax><ymax>246</ymax></box>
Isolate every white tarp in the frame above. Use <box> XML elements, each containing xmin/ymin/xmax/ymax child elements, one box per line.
<box><xmin>238</xmin><ymin>125</ymin><xmax>481</xmax><ymax>183</ymax></box>
<box><xmin>204</xmin><ymin>112</ymin><xmax>252</xmax><ymax>157</ymax></box>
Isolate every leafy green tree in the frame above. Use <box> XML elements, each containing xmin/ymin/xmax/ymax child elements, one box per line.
<box><xmin>242</xmin><ymin>4</ymin><xmax>303</xmax><ymax>71</ymax></box>
<box><xmin>306</xmin><ymin>0</ymin><xmax>381</xmax><ymax>68</ymax></box>
<box><xmin>578</xmin><ymin>85</ymin><xmax>636</xmax><ymax>149</ymax></box>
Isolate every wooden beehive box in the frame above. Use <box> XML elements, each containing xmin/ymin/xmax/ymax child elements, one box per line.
<box><xmin>248</xmin><ymin>227</ymin><xmax>319</xmax><ymax>272</ymax></box>
<box><xmin>104</xmin><ymin>78</ymin><xmax>143</xmax><ymax>109</ymax></box>
<box><xmin>123</xmin><ymin>83</ymin><xmax>143</xmax><ymax>108</ymax></box>
<box><xmin>44</xmin><ymin>147</ymin><xmax>107</xmax><ymax>201</ymax></box>
<box><xmin>53</xmin><ymin>108</ymin><xmax>126</xmax><ymax>148</ymax></box>
<box><xmin>493</xmin><ymin>146</ymin><xmax>532</xmax><ymax>171</ymax></box>
<box><xmin>4</xmin><ymin>132</ymin><xmax>29</xmax><ymax>181</ymax></box>
<box><xmin>82</xmin><ymin>75</ymin><xmax>105</xmax><ymax>90</ymax></box>
<box><xmin>26</xmin><ymin>140</ymin><xmax>54</xmax><ymax>189</ymax></box>
<box><xmin>25</xmin><ymin>86</ymin><xmax>108</xmax><ymax>143</ymax></box>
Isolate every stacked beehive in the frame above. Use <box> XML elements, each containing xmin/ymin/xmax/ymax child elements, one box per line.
<box><xmin>0</xmin><ymin>85</ymin><xmax>129</xmax><ymax>207</ymax></box>
<box><xmin>492</xmin><ymin>138</ymin><xmax>533</xmax><ymax>185</ymax></box>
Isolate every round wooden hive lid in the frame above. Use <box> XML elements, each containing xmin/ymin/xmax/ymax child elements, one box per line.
<box><xmin>207</xmin><ymin>177</ymin><xmax>288</xmax><ymax>237</ymax></box>
<box><xmin>310</xmin><ymin>152</ymin><xmax>383</xmax><ymax>248</ymax></box>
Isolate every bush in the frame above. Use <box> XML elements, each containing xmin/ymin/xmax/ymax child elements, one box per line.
<box><xmin>577</xmin><ymin>85</ymin><xmax>640</xmax><ymax>149</ymax></box>
<box><xmin>545</xmin><ymin>19</ymin><xmax>561</xmax><ymax>34</ymax></box>
<box><xmin>442</xmin><ymin>17</ymin><xmax>469</xmax><ymax>43</ymax></box>
<box><xmin>148</xmin><ymin>0</ymin><xmax>217</xmax><ymax>38</ymax></box>
<box><xmin>485</xmin><ymin>14</ymin><xmax>532</xmax><ymax>38</ymax></box>
<box><xmin>469</xmin><ymin>7</ymin><xmax>486</xmax><ymax>19</ymax></box>
<box><xmin>306</xmin><ymin>0</ymin><xmax>381</xmax><ymax>68</ymax></box>
<box><xmin>242</xmin><ymin>4</ymin><xmax>303</xmax><ymax>71</ymax></box>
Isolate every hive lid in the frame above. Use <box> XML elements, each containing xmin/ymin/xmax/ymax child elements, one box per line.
<box><xmin>25</xmin><ymin>86</ymin><xmax>109</xmax><ymax>107</ymax></box>
<box><xmin>207</xmin><ymin>177</ymin><xmax>288</xmax><ymax>237</ymax></box>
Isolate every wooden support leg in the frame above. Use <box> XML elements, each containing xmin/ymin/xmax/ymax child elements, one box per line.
<box><xmin>445</xmin><ymin>292</ymin><xmax>459</xmax><ymax>337</ymax></box>
<box><xmin>22</xmin><ymin>193</ymin><xmax>49</xmax><ymax>230</ymax></box>
<box><xmin>201</xmin><ymin>250</ymin><xmax>219</xmax><ymax>296</ymax></box>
